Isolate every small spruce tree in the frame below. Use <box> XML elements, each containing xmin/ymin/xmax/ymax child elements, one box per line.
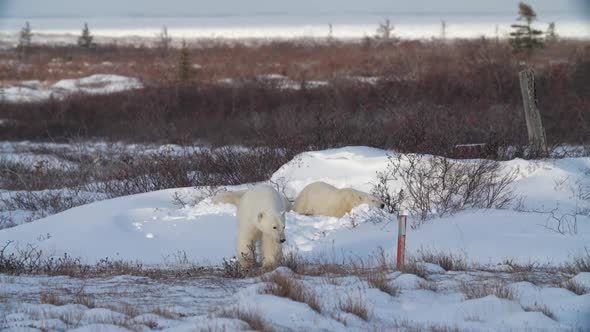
<box><xmin>509</xmin><ymin>2</ymin><xmax>544</xmax><ymax>54</ymax></box>
<box><xmin>78</xmin><ymin>23</ymin><xmax>95</xmax><ymax>48</ymax></box>
<box><xmin>17</xmin><ymin>21</ymin><xmax>33</xmax><ymax>58</ymax></box>
<box><xmin>178</xmin><ymin>40</ymin><xmax>192</xmax><ymax>81</ymax></box>
<box><xmin>158</xmin><ymin>26</ymin><xmax>172</xmax><ymax>52</ymax></box>
<box><xmin>546</xmin><ymin>22</ymin><xmax>558</xmax><ymax>43</ymax></box>
<box><xmin>376</xmin><ymin>18</ymin><xmax>395</xmax><ymax>41</ymax></box>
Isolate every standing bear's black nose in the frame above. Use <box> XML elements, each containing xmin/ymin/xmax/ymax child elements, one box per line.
<box><xmin>280</xmin><ymin>239</ymin><xmax>286</xmax><ymax>243</ymax></box>
<box><xmin>380</xmin><ymin>203</ymin><xmax>385</xmax><ymax>209</ymax></box>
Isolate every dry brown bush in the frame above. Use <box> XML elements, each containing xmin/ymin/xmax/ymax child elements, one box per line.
<box><xmin>1</xmin><ymin>40</ymin><xmax>588</xmax><ymax>154</ymax></box>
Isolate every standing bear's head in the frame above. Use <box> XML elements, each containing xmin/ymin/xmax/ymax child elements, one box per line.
<box><xmin>340</xmin><ymin>188</ymin><xmax>385</xmax><ymax>211</ymax></box>
<box><xmin>257</xmin><ymin>210</ymin><xmax>286</xmax><ymax>243</ymax></box>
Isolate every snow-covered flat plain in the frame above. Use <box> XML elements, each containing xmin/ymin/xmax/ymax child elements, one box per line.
<box><xmin>0</xmin><ymin>146</ymin><xmax>589</xmax><ymax>331</ymax></box>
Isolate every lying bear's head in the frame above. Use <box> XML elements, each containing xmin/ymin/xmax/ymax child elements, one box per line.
<box><xmin>341</xmin><ymin>188</ymin><xmax>385</xmax><ymax>210</ymax></box>
<box><xmin>257</xmin><ymin>211</ymin><xmax>286</xmax><ymax>243</ymax></box>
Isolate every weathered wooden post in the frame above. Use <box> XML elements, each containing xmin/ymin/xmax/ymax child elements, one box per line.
<box><xmin>518</xmin><ymin>69</ymin><xmax>547</xmax><ymax>157</ymax></box>
<box><xmin>396</xmin><ymin>212</ymin><xmax>407</xmax><ymax>271</ymax></box>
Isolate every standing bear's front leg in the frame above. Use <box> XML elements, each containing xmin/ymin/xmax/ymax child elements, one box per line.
<box><xmin>261</xmin><ymin>234</ymin><xmax>283</xmax><ymax>269</ymax></box>
<box><xmin>236</xmin><ymin>229</ymin><xmax>260</xmax><ymax>268</ymax></box>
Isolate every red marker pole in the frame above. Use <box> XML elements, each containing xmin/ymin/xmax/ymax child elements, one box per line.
<box><xmin>396</xmin><ymin>213</ymin><xmax>407</xmax><ymax>271</ymax></box>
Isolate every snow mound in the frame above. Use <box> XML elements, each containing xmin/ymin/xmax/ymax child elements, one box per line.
<box><xmin>2</xmin><ymin>74</ymin><xmax>143</xmax><ymax>103</ymax></box>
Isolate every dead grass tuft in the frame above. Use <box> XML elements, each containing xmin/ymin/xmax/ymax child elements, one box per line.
<box><xmin>459</xmin><ymin>280</ymin><xmax>514</xmax><ymax>300</ymax></box>
<box><xmin>523</xmin><ymin>303</ymin><xmax>555</xmax><ymax>320</ymax></box>
<box><xmin>401</xmin><ymin>257</ymin><xmax>429</xmax><ymax>279</ymax></box>
<box><xmin>417</xmin><ymin>280</ymin><xmax>439</xmax><ymax>292</ymax></box>
<box><xmin>219</xmin><ymin>307</ymin><xmax>275</xmax><ymax>332</ymax></box>
<box><xmin>260</xmin><ymin>272</ymin><xmax>322</xmax><ymax>313</ymax></box>
<box><xmin>339</xmin><ymin>292</ymin><xmax>369</xmax><ymax>321</ymax></box>
<box><xmin>40</xmin><ymin>290</ymin><xmax>67</xmax><ymax>306</ymax></box>
<box><xmin>560</xmin><ymin>249</ymin><xmax>590</xmax><ymax>274</ymax></box>
<box><xmin>417</xmin><ymin>250</ymin><xmax>468</xmax><ymax>271</ymax></box>
<box><xmin>561</xmin><ymin>279</ymin><xmax>588</xmax><ymax>295</ymax></box>
<box><xmin>365</xmin><ymin>271</ymin><xmax>399</xmax><ymax>296</ymax></box>
<box><xmin>151</xmin><ymin>307</ymin><xmax>178</xmax><ymax>319</ymax></box>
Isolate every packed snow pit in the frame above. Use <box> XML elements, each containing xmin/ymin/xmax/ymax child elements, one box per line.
<box><xmin>0</xmin><ymin>146</ymin><xmax>589</xmax><ymax>330</ymax></box>
<box><xmin>2</xmin><ymin>74</ymin><xmax>143</xmax><ymax>103</ymax></box>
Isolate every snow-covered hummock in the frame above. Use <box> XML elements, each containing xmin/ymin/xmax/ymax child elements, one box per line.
<box><xmin>2</xmin><ymin>74</ymin><xmax>142</xmax><ymax>103</ymax></box>
<box><xmin>0</xmin><ymin>146</ymin><xmax>588</xmax><ymax>266</ymax></box>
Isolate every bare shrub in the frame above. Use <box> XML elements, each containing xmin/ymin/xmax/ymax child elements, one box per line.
<box><xmin>260</xmin><ymin>272</ymin><xmax>322</xmax><ymax>313</ymax></box>
<box><xmin>339</xmin><ymin>292</ymin><xmax>369</xmax><ymax>321</ymax></box>
<box><xmin>380</xmin><ymin>154</ymin><xmax>516</xmax><ymax>223</ymax></box>
<box><xmin>222</xmin><ymin>257</ymin><xmax>246</xmax><ymax>279</ymax></box>
<box><xmin>371</xmin><ymin>174</ymin><xmax>404</xmax><ymax>214</ymax></box>
<box><xmin>0</xmin><ymin>190</ymin><xmax>94</xmax><ymax>222</ymax></box>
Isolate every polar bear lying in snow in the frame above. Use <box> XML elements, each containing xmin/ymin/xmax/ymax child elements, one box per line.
<box><xmin>235</xmin><ymin>185</ymin><xmax>287</xmax><ymax>269</ymax></box>
<box><xmin>293</xmin><ymin>181</ymin><xmax>384</xmax><ymax>218</ymax></box>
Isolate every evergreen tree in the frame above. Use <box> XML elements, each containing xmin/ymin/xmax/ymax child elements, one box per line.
<box><xmin>178</xmin><ymin>40</ymin><xmax>192</xmax><ymax>81</ymax></box>
<box><xmin>17</xmin><ymin>21</ymin><xmax>33</xmax><ymax>57</ymax></box>
<box><xmin>376</xmin><ymin>18</ymin><xmax>395</xmax><ymax>41</ymax></box>
<box><xmin>546</xmin><ymin>22</ymin><xmax>558</xmax><ymax>43</ymax></box>
<box><xmin>78</xmin><ymin>23</ymin><xmax>95</xmax><ymax>48</ymax></box>
<box><xmin>157</xmin><ymin>26</ymin><xmax>172</xmax><ymax>52</ymax></box>
<box><xmin>509</xmin><ymin>2</ymin><xmax>544</xmax><ymax>54</ymax></box>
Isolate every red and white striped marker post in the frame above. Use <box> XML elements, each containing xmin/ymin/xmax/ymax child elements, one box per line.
<box><xmin>396</xmin><ymin>212</ymin><xmax>408</xmax><ymax>271</ymax></box>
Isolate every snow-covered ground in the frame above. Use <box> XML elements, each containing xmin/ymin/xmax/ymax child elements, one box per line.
<box><xmin>1</xmin><ymin>74</ymin><xmax>142</xmax><ymax>103</ymax></box>
<box><xmin>0</xmin><ymin>146</ymin><xmax>589</xmax><ymax>330</ymax></box>
<box><xmin>1</xmin><ymin>146</ymin><xmax>588</xmax><ymax>265</ymax></box>
<box><xmin>1</xmin><ymin>269</ymin><xmax>588</xmax><ymax>331</ymax></box>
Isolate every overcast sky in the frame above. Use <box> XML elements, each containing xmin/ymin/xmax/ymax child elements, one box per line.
<box><xmin>1</xmin><ymin>0</ymin><xmax>588</xmax><ymax>17</ymax></box>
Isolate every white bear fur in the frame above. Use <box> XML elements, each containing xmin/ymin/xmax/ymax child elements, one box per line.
<box><xmin>236</xmin><ymin>184</ymin><xmax>287</xmax><ymax>269</ymax></box>
<box><xmin>211</xmin><ymin>189</ymin><xmax>247</xmax><ymax>206</ymax></box>
<box><xmin>293</xmin><ymin>181</ymin><xmax>383</xmax><ymax>218</ymax></box>
<box><xmin>212</xmin><ymin>189</ymin><xmax>290</xmax><ymax>210</ymax></box>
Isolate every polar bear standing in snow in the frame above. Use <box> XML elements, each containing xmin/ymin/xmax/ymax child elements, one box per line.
<box><xmin>236</xmin><ymin>185</ymin><xmax>287</xmax><ymax>269</ymax></box>
<box><xmin>293</xmin><ymin>181</ymin><xmax>384</xmax><ymax>218</ymax></box>
<box><xmin>212</xmin><ymin>189</ymin><xmax>290</xmax><ymax>209</ymax></box>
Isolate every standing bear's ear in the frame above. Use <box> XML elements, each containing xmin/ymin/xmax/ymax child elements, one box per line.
<box><xmin>257</xmin><ymin>212</ymin><xmax>264</xmax><ymax>222</ymax></box>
